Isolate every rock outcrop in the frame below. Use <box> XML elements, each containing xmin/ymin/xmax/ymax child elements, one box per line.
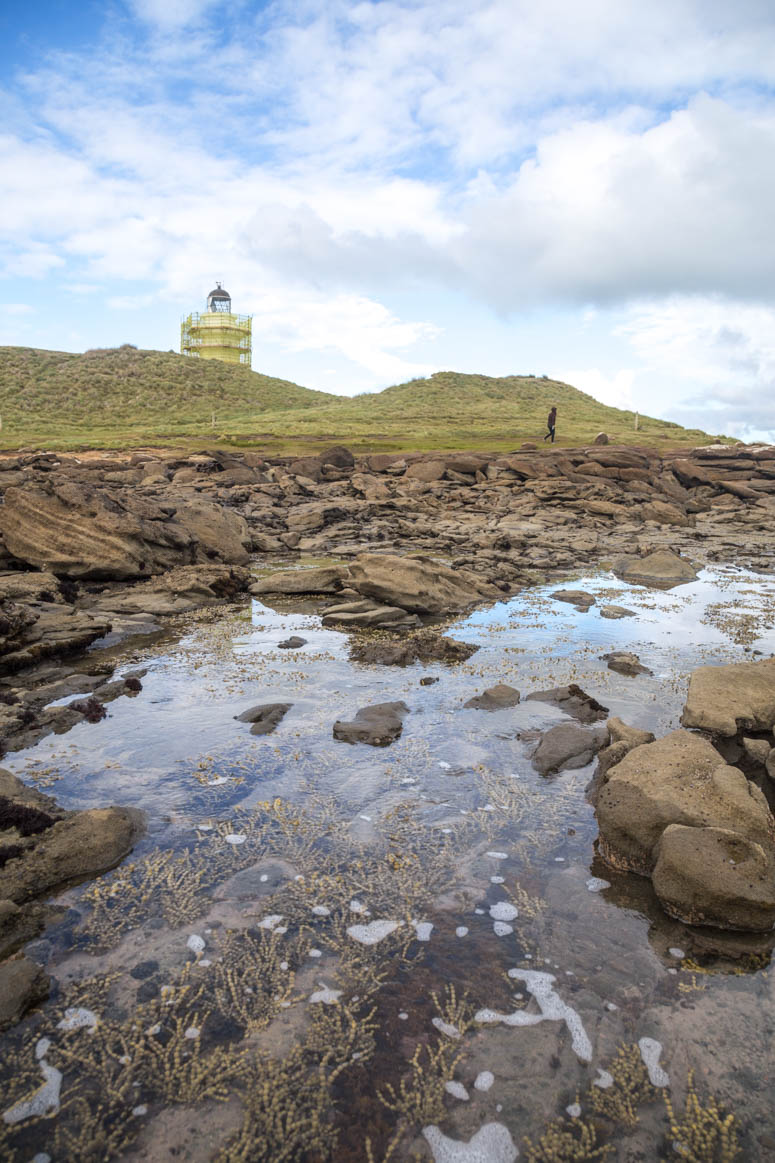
<box><xmin>347</xmin><ymin>553</ymin><xmax>497</xmax><ymax>615</ymax></box>
<box><xmin>612</xmin><ymin>550</ymin><xmax>698</xmax><ymax>588</ymax></box>
<box><xmin>596</xmin><ymin>729</ymin><xmax>775</xmax><ymax>930</ymax></box>
<box><xmin>681</xmin><ymin>657</ymin><xmax>775</xmax><ymax>737</ymax></box>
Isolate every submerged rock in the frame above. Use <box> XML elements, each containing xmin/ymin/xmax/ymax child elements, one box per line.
<box><xmin>525</xmin><ymin>683</ymin><xmax>609</xmax><ymax>723</ymax></box>
<box><xmin>349</xmin><ymin>633</ymin><xmax>478</xmax><ymax>667</ymax></box>
<box><xmin>333</xmin><ymin>701</ymin><xmax>409</xmax><ymax>747</ymax></box>
<box><xmin>533</xmin><ymin>724</ymin><xmax>609</xmax><ymax>775</ymax></box>
<box><xmin>599</xmin><ymin>604</ymin><xmax>636</xmax><ymax>619</ymax></box>
<box><xmin>277</xmin><ymin>636</ymin><xmax>307</xmax><ymax>649</ymax></box>
<box><xmin>601</xmin><ymin>651</ymin><xmax>652</xmax><ymax>676</ymax></box>
<box><xmin>464</xmin><ymin>684</ymin><xmax>521</xmax><ymax>710</ymax></box>
<box><xmin>234</xmin><ymin>703</ymin><xmax>292</xmax><ymax>735</ymax></box>
<box><xmin>681</xmin><ymin>657</ymin><xmax>775</xmax><ymax>737</ymax></box>
<box><xmin>0</xmin><ymin>955</ymin><xmax>50</xmax><ymax>1032</ymax></box>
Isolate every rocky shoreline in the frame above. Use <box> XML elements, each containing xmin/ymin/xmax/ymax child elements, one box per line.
<box><xmin>1</xmin><ymin>438</ymin><xmax>774</xmax><ymax>1032</ymax></box>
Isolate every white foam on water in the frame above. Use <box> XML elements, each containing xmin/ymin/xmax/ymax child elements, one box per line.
<box><xmin>593</xmin><ymin>1069</ymin><xmax>614</xmax><ymax>1089</ymax></box>
<box><xmin>257</xmin><ymin>914</ymin><xmax>285</xmax><ymax>930</ymax></box>
<box><xmin>280</xmin><ymin>961</ymin><xmax>289</xmax><ymax>971</ymax></box>
<box><xmin>490</xmin><ymin>876</ymin><xmax>505</xmax><ymax>884</ymax></box>
<box><xmin>605</xmin><ymin>1002</ymin><xmax>618</xmax><ymax>1011</ymax></box>
<box><xmin>3</xmin><ymin>1058</ymin><xmax>62</xmax><ymax>1125</ymax></box>
<box><xmin>456</xmin><ymin>927</ymin><xmax>469</xmax><ymax>938</ymax></box>
<box><xmin>57</xmin><ymin>1007</ymin><xmax>98</xmax><ymax>1032</ymax></box>
<box><xmin>197</xmin><ymin>824</ymin><xmax>213</xmax><ymax>832</ymax></box>
<box><xmin>309</xmin><ymin>985</ymin><xmax>342</xmax><ymax>1005</ymax></box>
<box><xmin>638</xmin><ymin>1037</ymin><xmax>669</xmax><ymax>1086</ymax></box>
<box><xmin>474</xmin><ymin>1071</ymin><xmax>494</xmax><ymax>1091</ymax></box>
<box><xmin>359</xmin><ymin>814</ymin><xmax>372</xmax><ymax>821</ymax></box>
<box><xmin>476</xmin><ymin>970</ymin><xmax>593</xmax><ymax>1061</ymax></box>
<box><xmin>493</xmin><ymin>922</ymin><xmax>513</xmax><ymax>937</ymax></box>
<box><xmin>422</xmin><ymin>1122</ymin><xmax>518</xmax><ymax>1162</ymax></box>
<box><xmin>669</xmin><ymin>947</ymin><xmax>685</xmax><ymax>959</ymax></box>
<box><xmin>432</xmin><ymin>1017</ymin><xmax>461</xmax><ymax>1039</ymax></box>
<box><xmin>131</xmin><ymin>1105</ymin><xmax>148</xmax><ymax>1117</ymax></box>
<box><xmin>414</xmin><ymin>921</ymin><xmax>434</xmax><ymax>942</ymax></box>
<box><xmin>308</xmin><ymin>949</ymin><xmax>323</xmax><ymax>958</ymax></box>
<box><xmin>199</xmin><ymin>959</ymin><xmax>212</xmax><ymax>968</ymax></box>
<box><xmin>184</xmin><ymin>1027</ymin><xmax>200</xmax><ymax>1040</ymax></box>
<box><xmin>260</xmin><ymin>874</ymin><xmax>268</xmax><ymax>882</ymax></box>
<box><xmin>224</xmin><ymin>833</ymin><xmax>246</xmax><ymax>845</ymax></box>
<box><xmin>438</xmin><ymin>761</ymin><xmax>452</xmax><ymax>769</ymax></box>
<box><xmin>349</xmin><ymin>900</ymin><xmax>367</xmax><ymax>913</ymax></box>
<box><xmin>187</xmin><ymin>934</ymin><xmax>205</xmax><ymax>955</ymax></box>
<box><xmin>347</xmin><ymin>920</ymin><xmax>400</xmax><ymax>945</ymax></box>
<box><xmin>585</xmin><ymin>877</ymin><xmax>610</xmax><ymax>892</ymax></box>
<box><xmin>566</xmin><ymin>1103</ymin><xmax>581</xmax><ymax>1118</ymax></box>
<box><xmin>490</xmin><ymin>902</ymin><xmax>518</xmax><ymax>922</ymax></box>
<box><xmin>398</xmin><ymin>1011</ymin><xmax>408</xmax><ymax>1020</ymax></box>
<box><xmin>311</xmin><ymin>905</ymin><xmax>330</xmax><ymax>916</ymax></box>
<box><xmin>554</xmin><ymin>857</ymin><xmax>565</xmax><ymax>862</ymax></box>
<box><xmin>486</xmin><ymin>851</ymin><xmax>508</xmax><ymax>860</ymax></box>
<box><xmin>482</xmin><ymin>804</ymin><xmax>496</xmax><ymax>812</ymax></box>
<box><xmin>475</xmin><ymin>908</ymin><xmax>485</xmax><ymax>915</ymax></box>
<box><xmin>445</xmin><ymin>1080</ymin><xmax>470</xmax><ymax>1101</ymax></box>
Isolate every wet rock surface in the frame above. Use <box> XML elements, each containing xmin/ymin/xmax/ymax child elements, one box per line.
<box><xmin>234</xmin><ymin>703</ymin><xmax>292</xmax><ymax>735</ymax></box>
<box><xmin>533</xmin><ymin>723</ymin><xmax>609</xmax><ymax>774</ymax></box>
<box><xmin>333</xmin><ymin>700</ymin><xmax>410</xmax><ymax>746</ymax></box>
<box><xmin>349</xmin><ymin>632</ymin><xmax>478</xmax><ymax>667</ymax></box>
<box><xmin>681</xmin><ymin>657</ymin><xmax>775</xmax><ymax>737</ymax></box>
<box><xmin>525</xmin><ymin>684</ymin><xmax>609</xmax><ymax>723</ymax></box>
<box><xmin>601</xmin><ymin>650</ymin><xmax>652</xmax><ymax>676</ymax></box>
<box><xmin>464</xmin><ymin>683</ymin><xmax>521</xmax><ymax>710</ymax></box>
<box><xmin>0</xmin><ymin>954</ymin><xmax>50</xmax><ymax>1032</ymax></box>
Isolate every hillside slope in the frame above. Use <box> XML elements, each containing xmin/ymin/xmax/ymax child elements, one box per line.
<box><xmin>0</xmin><ymin>349</ymin><xmax>720</xmax><ymax>451</ymax></box>
<box><xmin>250</xmin><ymin>371</ymin><xmax>718</xmax><ymax>450</ymax></box>
<box><xmin>0</xmin><ymin>345</ymin><xmax>334</xmax><ymax>446</ymax></box>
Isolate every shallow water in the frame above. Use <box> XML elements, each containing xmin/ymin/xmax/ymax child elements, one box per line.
<box><xmin>3</xmin><ymin>565</ymin><xmax>775</xmax><ymax>1162</ymax></box>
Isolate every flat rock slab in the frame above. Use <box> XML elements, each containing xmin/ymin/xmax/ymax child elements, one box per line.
<box><xmin>348</xmin><ymin>552</ymin><xmax>497</xmax><ymax>615</ymax></box>
<box><xmin>681</xmin><ymin>657</ymin><xmax>775</xmax><ymax>737</ymax></box>
<box><xmin>464</xmin><ymin>684</ymin><xmax>521</xmax><ymax>710</ymax></box>
<box><xmin>532</xmin><ymin>724</ymin><xmax>609</xmax><ymax>775</ymax></box>
<box><xmin>612</xmin><ymin>549</ymin><xmax>698</xmax><ymax>589</ymax></box>
<box><xmin>321</xmin><ymin>599</ymin><xmax>420</xmax><ymax>630</ymax></box>
<box><xmin>235</xmin><ymin>703</ymin><xmax>292</xmax><ymax>735</ymax></box>
<box><xmin>333</xmin><ymin>701</ymin><xmax>409</xmax><ymax>747</ymax></box>
<box><xmin>601</xmin><ymin>651</ymin><xmax>652</xmax><ymax>676</ymax></box>
<box><xmin>250</xmin><ymin>566</ymin><xmax>348</xmax><ymax>595</ymax></box>
<box><xmin>525</xmin><ymin>684</ymin><xmax>609</xmax><ymax>724</ymax></box>
<box><xmin>551</xmin><ymin>589</ymin><xmax>596</xmax><ymax>608</ymax></box>
<box><xmin>599</xmin><ymin>605</ymin><xmax>636</xmax><ymax>619</ymax></box>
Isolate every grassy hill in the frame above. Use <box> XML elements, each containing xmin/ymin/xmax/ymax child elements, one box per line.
<box><xmin>0</xmin><ymin>345</ymin><xmax>335</xmax><ymax>448</ymax></box>
<box><xmin>0</xmin><ymin>347</ymin><xmax>723</xmax><ymax>452</ymax></box>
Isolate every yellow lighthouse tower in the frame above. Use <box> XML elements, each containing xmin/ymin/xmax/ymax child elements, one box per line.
<box><xmin>180</xmin><ymin>283</ymin><xmax>252</xmax><ymax>365</ymax></box>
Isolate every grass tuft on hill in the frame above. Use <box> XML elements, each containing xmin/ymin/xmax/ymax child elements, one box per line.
<box><xmin>0</xmin><ymin>347</ymin><xmax>726</xmax><ymax>452</ymax></box>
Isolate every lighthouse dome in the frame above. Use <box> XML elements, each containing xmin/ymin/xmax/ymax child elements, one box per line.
<box><xmin>206</xmin><ymin>283</ymin><xmax>231</xmax><ymax>312</ymax></box>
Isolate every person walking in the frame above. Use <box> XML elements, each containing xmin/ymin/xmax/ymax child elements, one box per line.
<box><xmin>544</xmin><ymin>406</ymin><xmax>557</xmax><ymax>442</ymax></box>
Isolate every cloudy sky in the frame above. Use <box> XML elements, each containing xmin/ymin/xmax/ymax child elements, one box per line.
<box><xmin>3</xmin><ymin>0</ymin><xmax>775</xmax><ymax>438</ymax></box>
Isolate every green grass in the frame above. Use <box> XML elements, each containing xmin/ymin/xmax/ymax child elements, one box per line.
<box><xmin>0</xmin><ymin>346</ymin><xmax>727</xmax><ymax>453</ymax></box>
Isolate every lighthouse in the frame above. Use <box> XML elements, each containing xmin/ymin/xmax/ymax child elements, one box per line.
<box><xmin>180</xmin><ymin>283</ymin><xmax>252</xmax><ymax>366</ymax></box>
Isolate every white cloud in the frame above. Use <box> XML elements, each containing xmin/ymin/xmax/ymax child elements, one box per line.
<box><xmin>128</xmin><ymin>0</ymin><xmax>210</xmax><ymax>29</ymax></box>
<box><xmin>1</xmin><ymin>303</ymin><xmax>34</xmax><ymax>316</ymax></box>
<box><xmin>557</xmin><ymin>367</ymin><xmax>636</xmax><ymax>410</ymax></box>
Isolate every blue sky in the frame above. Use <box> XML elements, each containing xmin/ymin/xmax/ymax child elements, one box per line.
<box><xmin>3</xmin><ymin>0</ymin><xmax>775</xmax><ymax>439</ymax></box>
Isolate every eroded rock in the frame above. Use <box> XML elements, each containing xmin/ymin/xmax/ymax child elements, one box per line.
<box><xmin>464</xmin><ymin>684</ymin><xmax>521</xmax><ymax>711</ymax></box>
<box><xmin>533</xmin><ymin>724</ymin><xmax>609</xmax><ymax>775</ymax></box>
<box><xmin>681</xmin><ymin>657</ymin><xmax>775</xmax><ymax>737</ymax></box>
<box><xmin>333</xmin><ymin>701</ymin><xmax>409</xmax><ymax>747</ymax></box>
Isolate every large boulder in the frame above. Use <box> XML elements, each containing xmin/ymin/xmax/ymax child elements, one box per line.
<box><xmin>596</xmin><ymin>729</ymin><xmax>773</xmax><ymax>876</ymax></box>
<box><xmin>348</xmin><ymin>553</ymin><xmax>497</xmax><ymax>615</ymax></box>
<box><xmin>612</xmin><ymin>550</ymin><xmax>697</xmax><ymax>588</ymax></box>
<box><xmin>91</xmin><ymin>565</ymin><xmax>251</xmax><ymax>616</ymax></box>
<box><xmin>0</xmin><ymin>603</ymin><xmax>111</xmax><ymax>675</ymax></box>
<box><xmin>321</xmin><ymin>600</ymin><xmax>420</xmax><ymax>630</ymax></box>
<box><xmin>0</xmin><ymin>480</ymin><xmax>249</xmax><ymax>579</ymax></box>
<box><xmin>652</xmin><ymin>825</ymin><xmax>775</xmax><ymax>931</ymax></box>
<box><xmin>681</xmin><ymin>658</ymin><xmax>775</xmax><ymax>737</ymax></box>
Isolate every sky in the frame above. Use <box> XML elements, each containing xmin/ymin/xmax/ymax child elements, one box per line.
<box><xmin>2</xmin><ymin>0</ymin><xmax>775</xmax><ymax>440</ymax></box>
